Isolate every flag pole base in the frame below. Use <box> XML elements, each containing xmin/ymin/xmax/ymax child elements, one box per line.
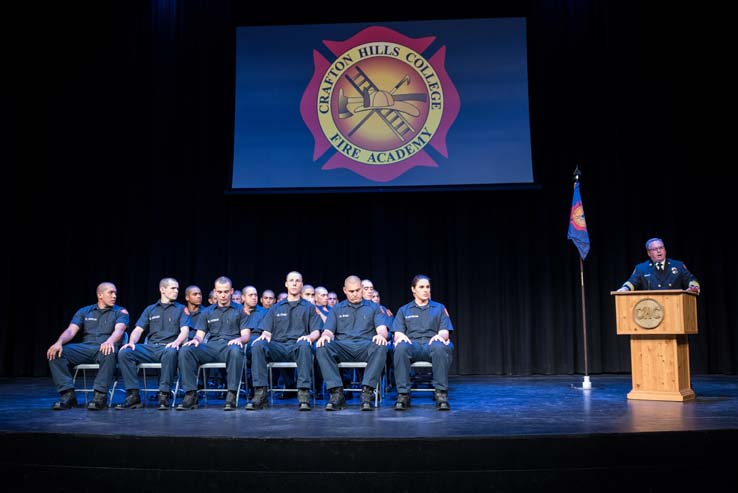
<box><xmin>582</xmin><ymin>375</ymin><xmax>592</xmax><ymax>390</ymax></box>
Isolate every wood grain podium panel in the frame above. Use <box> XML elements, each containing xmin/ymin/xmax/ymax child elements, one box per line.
<box><xmin>628</xmin><ymin>334</ymin><xmax>694</xmax><ymax>401</ymax></box>
<box><xmin>611</xmin><ymin>290</ymin><xmax>698</xmax><ymax>401</ymax></box>
<box><xmin>613</xmin><ymin>290</ymin><xmax>698</xmax><ymax>335</ymax></box>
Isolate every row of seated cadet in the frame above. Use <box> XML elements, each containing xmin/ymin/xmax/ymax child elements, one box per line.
<box><xmin>48</xmin><ymin>273</ymin><xmax>454</xmax><ymax>412</ymax></box>
<box><xmin>71</xmin><ymin>347</ymin><xmax>436</xmax><ymax>409</ymax></box>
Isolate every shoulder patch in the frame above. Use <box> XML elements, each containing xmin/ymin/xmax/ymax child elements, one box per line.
<box><xmin>184</xmin><ymin>307</ymin><xmax>190</xmax><ymax>315</ymax></box>
<box><xmin>120</xmin><ymin>309</ymin><xmax>129</xmax><ymax>315</ymax></box>
<box><xmin>444</xmin><ymin>308</ymin><xmax>450</xmax><ymax>317</ymax></box>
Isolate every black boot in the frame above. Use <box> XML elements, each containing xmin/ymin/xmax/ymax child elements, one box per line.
<box><xmin>87</xmin><ymin>390</ymin><xmax>108</xmax><ymax>410</ymax></box>
<box><xmin>115</xmin><ymin>390</ymin><xmax>142</xmax><ymax>410</ymax></box>
<box><xmin>157</xmin><ymin>391</ymin><xmax>171</xmax><ymax>410</ymax></box>
<box><xmin>435</xmin><ymin>389</ymin><xmax>450</xmax><ymax>411</ymax></box>
<box><xmin>394</xmin><ymin>393</ymin><xmax>410</xmax><ymax>411</ymax></box>
<box><xmin>245</xmin><ymin>387</ymin><xmax>267</xmax><ymax>410</ymax></box>
<box><xmin>52</xmin><ymin>389</ymin><xmax>77</xmax><ymax>410</ymax></box>
<box><xmin>325</xmin><ymin>387</ymin><xmax>345</xmax><ymax>411</ymax></box>
<box><xmin>360</xmin><ymin>385</ymin><xmax>374</xmax><ymax>411</ymax></box>
<box><xmin>223</xmin><ymin>390</ymin><xmax>237</xmax><ymax>411</ymax></box>
<box><xmin>176</xmin><ymin>390</ymin><xmax>198</xmax><ymax>410</ymax></box>
<box><xmin>297</xmin><ymin>388</ymin><xmax>311</xmax><ymax>411</ymax></box>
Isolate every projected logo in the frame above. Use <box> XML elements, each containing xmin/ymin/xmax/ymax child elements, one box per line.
<box><xmin>300</xmin><ymin>26</ymin><xmax>460</xmax><ymax>182</ymax></box>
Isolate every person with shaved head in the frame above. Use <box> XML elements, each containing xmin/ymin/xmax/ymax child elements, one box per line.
<box><xmin>47</xmin><ymin>282</ymin><xmax>129</xmax><ymax>410</ymax></box>
<box><xmin>241</xmin><ymin>285</ymin><xmax>268</xmax><ymax>392</ymax></box>
<box><xmin>246</xmin><ymin>271</ymin><xmax>322</xmax><ymax>411</ymax></box>
<box><xmin>177</xmin><ymin>276</ymin><xmax>251</xmax><ymax>411</ymax></box>
<box><xmin>115</xmin><ymin>278</ymin><xmax>191</xmax><ymax>410</ymax></box>
<box><xmin>316</xmin><ymin>275</ymin><xmax>389</xmax><ymax>411</ymax></box>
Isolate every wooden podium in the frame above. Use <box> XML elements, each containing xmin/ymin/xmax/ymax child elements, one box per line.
<box><xmin>611</xmin><ymin>289</ymin><xmax>698</xmax><ymax>401</ymax></box>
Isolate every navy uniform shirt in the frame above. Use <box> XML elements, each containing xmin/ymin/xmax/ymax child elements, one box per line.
<box><xmin>623</xmin><ymin>258</ymin><xmax>700</xmax><ymax>291</ymax></box>
<box><xmin>379</xmin><ymin>304</ymin><xmax>395</xmax><ymax>335</ymax></box>
<box><xmin>195</xmin><ymin>302</ymin><xmax>249</xmax><ymax>342</ymax></box>
<box><xmin>244</xmin><ymin>304</ymin><xmax>268</xmax><ymax>336</ymax></box>
<box><xmin>323</xmin><ymin>299</ymin><xmax>387</xmax><ymax>342</ymax></box>
<box><xmin>260</xmin><ymin>298</ymin><xmax>322</xmax><ymax>343</ymax></box>
<box><xmin>135</xmin><ymin>301</ymin><xmax>189</xmax><ymax>344</ymax></box>
<box><xmin>187</xmin><ymin>307</ymin><xmax>203</xmax><ymax>340</ymax></box>
<box><xmin>71</xmin><ymin>304</ymin><xmax>130</xmax><ymax>344</ymax></box>
<box><xmin>315</xmin><ymin>305</ymin><xmax>331</xmax><ymax>326</ymax></box>
<box><xmin>392</xmin><ymin>300</ymin><xmax>454</xmax><ymax>344</ymax></box>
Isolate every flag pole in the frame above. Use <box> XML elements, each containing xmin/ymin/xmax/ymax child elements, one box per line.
<box><xmin>578</xmin><ymin>255</ymin><xmax>591</xmax><ymax>389</ymax></box>
<box><xmin>570</xmin><ymin>166</ymin><xmax>591</xmax><ymax>390</ymax></box>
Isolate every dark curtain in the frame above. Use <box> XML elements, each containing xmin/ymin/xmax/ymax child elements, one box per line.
<box><xmin>5</xmin><ymin>1</ymin><xmax>735</xmax><ymax>377</ymax></box>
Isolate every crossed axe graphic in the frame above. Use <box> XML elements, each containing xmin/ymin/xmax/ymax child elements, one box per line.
<box><xmin>339</xmin><ymin>74</ymin><xmax>428</xmax><ymax>140</ymax></box>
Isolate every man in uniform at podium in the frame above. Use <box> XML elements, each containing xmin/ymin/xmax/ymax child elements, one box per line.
<box><xmin>616</xmin><ymin>237</ymin><xmax>700</xmax><ymax>293</ymax></box>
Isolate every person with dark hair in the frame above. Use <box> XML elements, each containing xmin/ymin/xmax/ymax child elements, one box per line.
<box><xmin>327</xmin><ymin>291</ymin><xmax>339</xmax><ymax>307</ymax></box>
<box><xmin>246</xmin><ymin>271</ymin><xmax>322</xmax><ymax>411</ymax></box>
<box><xmin>316</xmin><ymin>275</ymin><xmax>389</xmax><ymax>411</ymax></box>
<box><xmin>242</xmin><ymin>285</ymin><xmax>268</xmax><ymax>331</ymax></box>
<box><xmin>616</xmin><ymin>238</ymin><xmax>700</xmax><ymax>294</ymax></box>
<box><xmin>46</xmin><ymin>282</ymin><xmax>129</xmax><ymax>410</ymax></box>
<box><xmin>231</xmin><ymin>290</ymin><xmax>243</xmax><ymax>304</ymax></box>
<box><xmin>260</xmin><ymin>289</ymin><xmax>276</xmax><ymax>310</ymax></box>
<box><xmin>176</xmin><ymin>276</ymin><xmax>250</xmax><ymax>411</ymax></box>
<box><xmin>115</xmin><ymin>277</ymin><xmax>190</xmax><ymax>410</ymax></box>
<box><xmin>371</xmin><ymin>290</ymin><xmax>394</xmax><ymax>326</ymax></box>
<box><xmin>372</xmin><ymin>289</ymin><xmax>396</xmax><ymax>391</ymax></box>
<box><xmin>301</xmin><ymin>285</ymin><xmax>316</xmax><ymax>304</ymax></box>
<box><xmin>392</xmin><ymin>275</ymin><xmax>454</xmax><ymax>411</ymax></box>
<box><xmin>314</xmin><ymin>287</ymin><xmax>330</xmax><ymax>316</ymax></box>
<box><xmin>184</xmin><ymin>285</ymin><xmax>203</xmax><ymax>340</ymax></box>
<box><xmin>361</xmin><ymin>279</ymin><xmax>375</xmax><ymax>302</ymax></box>
<box><xmin>241</xmin><ymin>285</ymin><xmax>268</xmax><ymax>393</ymax></box>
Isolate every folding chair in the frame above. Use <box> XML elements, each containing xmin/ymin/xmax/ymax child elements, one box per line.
<box><xmin>336</xmin><ymin>361</ymin><xmax>381</xmax><ymax>406</ymax></box>
<box><xmin>135</xmin><ymin>336</ymin><xmax>180</xmax><ymax>408</ymax></box>
<box><xmin>267</xmin><ymin>361</ymin><xmax>315</xmax><ymax>406</ymax></box>
<box><xmin>72</xmin><ymin>333</ymin><xmax>128</xmax><ymax>405</ymax></box>
<box><xmin>137</xmin><ymin>362</ymin><xmax>180</xmax><ymax>408</ymax></box>
<box><xmin>409</xmin><ymin>361</ymin><xmax>435</xmax><ymax>394</ymax></box>
<box><xmin>196</xmin><ymin>360</ymin><xmax>247</xmax><ymax>407</ymax></box>
<box><xmin>72</xmin><ymin>363</ymin><xmax>119</xmax><ymax>406</ymax></box>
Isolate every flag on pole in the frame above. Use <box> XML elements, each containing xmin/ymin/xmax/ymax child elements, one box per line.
<box><xmin>567</xmin><ymin>179</ymin><xmax>590</xmax><ymax>259</ymax></box>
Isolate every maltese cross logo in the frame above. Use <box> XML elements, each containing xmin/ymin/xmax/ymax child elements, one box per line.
<box><xmin>300</xmin><ymin>26</ymin><xmax>460</xmax><ymax>182</ymax></box>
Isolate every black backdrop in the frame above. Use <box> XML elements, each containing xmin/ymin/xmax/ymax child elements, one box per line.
<box><xmin>5</xmin><ymin>1</ymin><xmax>735</xmax><ymax>377</ymax></box>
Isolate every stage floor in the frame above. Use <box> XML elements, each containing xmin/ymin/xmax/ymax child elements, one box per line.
<box><xmin>1</xmin><ymin>374</ymin><xmax>737</xmax><ymax>438</ymax></box>
<box><xmin>2</xmin><ymin>374</ymin><xmax>738</xmax><ymax>492</ymax></box>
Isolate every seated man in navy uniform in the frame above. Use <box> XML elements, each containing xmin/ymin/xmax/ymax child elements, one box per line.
<box><xmin>246</xmin><ymin>271</ymin><xmax>322</xmax><ymax>411</ymax></box>
<box><xmin>316</xmin><ymin>275</ymin><xmax>389</xmax><ymax>411</ymax></box>
<box><xmin>46</xmin><ymin>282</ymin><xmax>129</xmax><ymax>410</ymax></box>
<box><xmin>616</xmin><ymin>237</ymin><xmax>700</xmax><ymax>294</ymax></box>
<box><xmin>115</xmin><ymin>277</ymin><xmax>191</xmax><ymax>410</ymax></box>
<box><xmin>176</xmin><ymin>276</ymin><xmax>250</xmax><ymax>411</ymax></box>
<box><xmin>241</xmin><ymin>285</ymin><xmax>268</xmax><ymax>394</ymax></box>
<box><xmin>184</xmin><ymin>285</ymin><xmax>204</xmax><ymax>340</ymax></box>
